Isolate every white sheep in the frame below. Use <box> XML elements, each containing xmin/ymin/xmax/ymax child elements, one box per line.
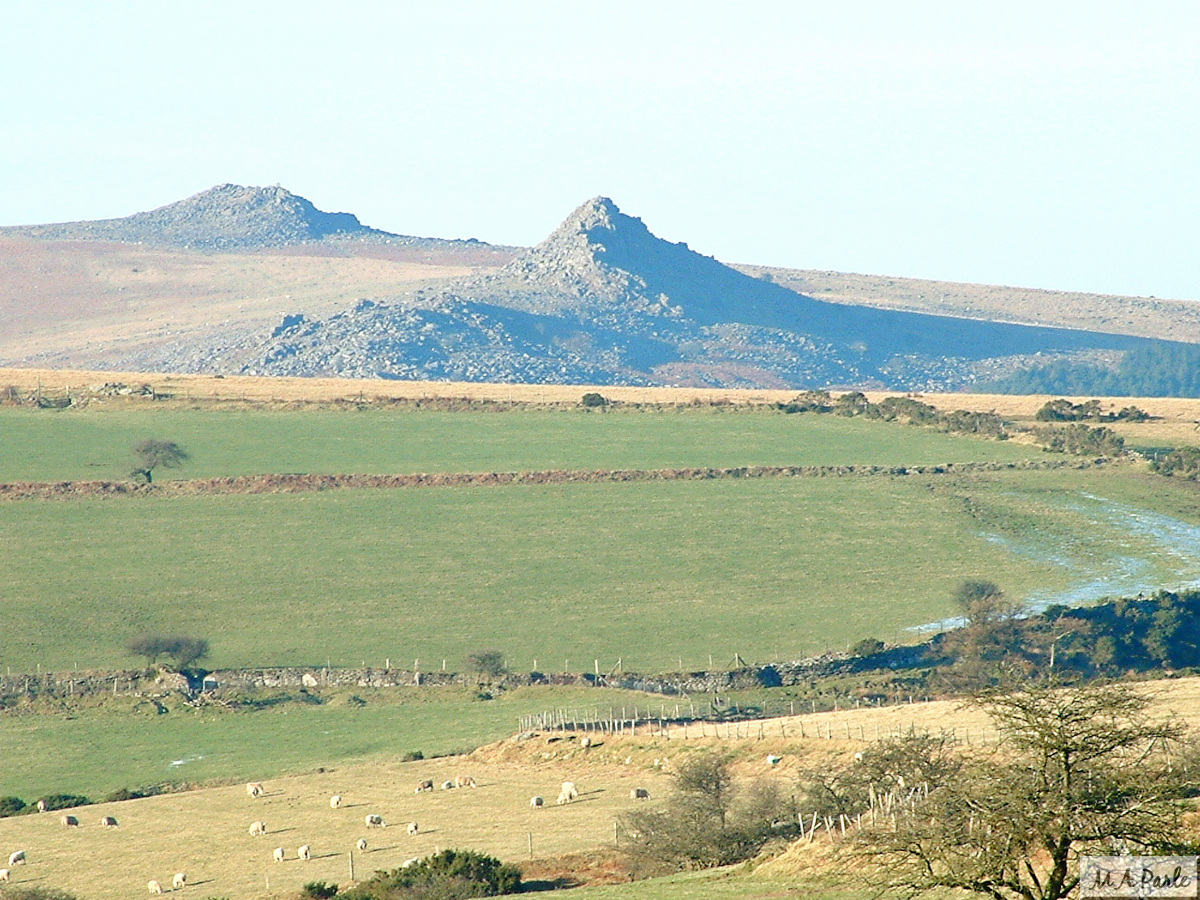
<box><xmin>440</xmin><ymin>780</ymin><xmax>455</xmax><ymax>790</ymax></box>
<box><xmin>454</xmin><ymin>775</ymin><xmax>477</xmax><ymax>788</ymax></box>
<box><xmin>766</xmin><ymin>754</ymin><xmax>782</xmax><ymax>765</ymax></box>
<box><xmin>556</xmin><ymin>791</ymin><xmax>571</xmax><ymax>805</ymax></box>
<box><xmin>36</xmin><ymin>800</ymin><xmax>47</xmax><ymax>813</ymax></box>
<box><xmin>100</xmin><ymin>815</ymin><xmax>119</xmax><ymax>828</ymax></box>
<box><xmin>172</xmin><ymin>873</ymin><xmax>186</xmax><ymax>890</ymax></box>
<box><xmin>273</xmin><ymin>847</ymin><xmax>286</xmax><ymax>863</ymax></box>
<box><xmin>246</xmin><ymin>782</ymin><xmax>264</xmax><ymax>798</ymax></box>
<box><xmin>356</xmin><ymin>838</ymin><xmax>368</xmax><ymax>852</ymax></box>
<box><xmin>298</xmin><ymin>845</ymin><xmax>311</xmax><ymax>861</ymax></box>
<box><xmin>579</xmin><ymin>736</ymin><xmax>592</xmax><ymax>748</ymax></box>
<box><xmin>529</xmin><ymin>796</ymin><xmax>544</xmax><ymax>809</ymax></box>
<box><xmin>630</xmin><ymin>788</ymin><xmax>650</xmax><ymax>800</ymax></box>
<box><xmin>249</xmin><ymin>820</ymin><xmax>267</xmax><ymax>836</ymax></box>
<box><xmin>0</xmin><ymin>869</ymin><xmax>9</xmax><ymax>883</ymax></box>
<box><xmin>365</xmin><ymin>814</ymin><xmax>385</xmax><ymax>828</ymax></box>
<box><xmin>61</xmin><ymin>814</ymin><xmax>79</xmax><ymax>827</ymax></box>
<box><xmin>401</xmin><ymin>857</ymin><xmax>420</xmax><ymax>868</ymax></box>
<box><xmin>561</xmin><ymin>781</ymin><xmax>579</xmax><ymax>801</ymax></box>
<box><xmin>415</xmin><ymin>779</ymin><xmax>434</xmax><ymax>793</ymax></box>
<box><xmin>147</xmin><ymin>880</ymin><xmax>163</xmax><ymax>895</ymax></box>
<box><xmin>407</xmin><ymin>821</ymin><xmax>419</xmax><ymax>835</ymax></box>
<box><xmin>8</xmin><ymin>851</ymin><xmax>25</xmax><ymax>866</ymax></box>
<box><xmin>329</xmin><ymin>795</ymin><xmax>341</xmax><ymax>809</ymax></box>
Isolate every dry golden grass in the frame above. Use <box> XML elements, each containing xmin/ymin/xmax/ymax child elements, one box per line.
<box><xmin>6</xmin><ymin>366</ymin><xmax>1200</xmax><ymax>449</ymax></box>
<box><xmin>6</xmin><ymin>365</ymin><xmax>1200</xmax><ymax>426</ymax></box>
<box><xmin>0</xmin><ymin>743</ymin><xmax>672</xmax><ymax>900</ymax></box>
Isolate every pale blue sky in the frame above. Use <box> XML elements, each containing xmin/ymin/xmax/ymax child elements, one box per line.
<box><xmin>3</xmin><ymin>1</ymin><xmax>1198</xmax><ymax>300</ymax></box>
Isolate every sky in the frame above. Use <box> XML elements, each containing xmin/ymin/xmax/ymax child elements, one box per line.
<box><xmin>3</xmin><ymin>1</ymin><xmax>1198</xmax><ymax>300</ymax></box>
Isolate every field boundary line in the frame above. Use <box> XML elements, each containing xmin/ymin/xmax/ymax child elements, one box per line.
<box><xmin>0</xmin><ymin>458</ymin><xmax>1099</xmax><ymax>502</ymax></box>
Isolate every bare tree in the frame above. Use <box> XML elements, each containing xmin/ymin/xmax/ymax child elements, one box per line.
<box><xmin>130</xmin><ymin>439</ymin><xmax>189</xmax><ymax>484</ymax></box>
<box><xmin>835</xmin><ymin>682</ymin><xmax>1191</xmax><ymax>900</ymax></box>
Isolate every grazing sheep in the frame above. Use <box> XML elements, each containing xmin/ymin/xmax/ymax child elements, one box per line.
<box><xmin>440</xmin><ymin>780</ymin><xmax>455</xmax><ymax>790</ymax></box>
<box><xmin>36</xmin><ymin>800</ymin><xmax>47</xmax><ymax>813</ymax></box>
<box><xmin>8</xmin><ymin>851</ymin><xmax>25</xmax><ymax>866</ymax></box>
<box><xmin>365</xmin><ymin>814</ymin><xmax>385</xmax><ymax>828</ymax></box>
<box><xmin>529</xmin><ymin>796</ymin><xmax>544</xmax><ymax>809</ymax></box>
<box><xmin>356</xmin><ymin>838</ymin><xmax>368</xmax><ymax>852</ymax></box>
<box><xmin>630</xmin><ymin>788</ymin><xmax>651</xmax><ymax>800</ymax></box>
<box><xmin>298</xmin><ymin>845</ymin><xmax>311</xmax><ymax>861</ymax></box>
<box><xmin>415</xmin><ymin>779</ymin><xmax>434</xmax><ymax>793</ymax></box>
<box><xmin>561</xmin><ymin>781</ymin><xmax>579</xmax><ymax>801</ymax></box>
<box><xmin>100</xmin><ymin>815</ymin><xmax>119</xmax><ymax>828</ymax></box>
<box><xmin>556</xmin><ymin>791</ymin><xmax>571</xmax><ymax>805</ymax></box>
<box><xmin>249</xmin><ymin>820</ymin><xmax>267</xmax><ymax>836</ymax></box>
<box><xmin>766</xmin><ymin>754</ymin><xmax>782</xmax><ymax>765</ymax></box>
<box><xmin>147</xmin><ymin>880</ymin><xmax>163</xmax><ymax>895</ymax></box>
<box><xmin>454</xmin><ymin>775</ymin><xmax>477</xmax><ymax>788</ymax></box>
<box><xmin>407</xmin><ymin>821</ymin><xmax>419</xmax><ymax>836</ymax></box>
<box><xmin>401</xmin><ymin>857</ymin><xmax>420</xmax><ymax>868</ymax></box>
<box><xmin>246</xmin><ymin>782</ymin><xmax>264</xmax><ymax>798</ymax></box>
<box><xmin>329</xmin><ymin>794</ymin><xmax>342</xmax><ymax>809</ymax></box>
<box><xmin>579</xmin><ymin>736</ymin><xmax>592</xmax><ymax>748</ymax></box>
<box><xmin>61</xmin><ymin>814</ymin><xmax>79</xmax><ymax>827</ymax></box>
<box><xmin>273</xmin><ymin>847</ymin><xmax>286</xmax><ymax>863</ymax></box>
<box><xmin>173</xmin><ymin>873</ymin><xmax>186</xmax><ymax>890</ymax></box>
<box><xmin>0</xmin><ymin>869</ymin><xmax>9</xmax><ymax>883</ymax></box>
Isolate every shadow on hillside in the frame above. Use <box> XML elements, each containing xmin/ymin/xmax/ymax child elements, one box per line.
<box><xmin>522</xmin><ymin>877</ymin><xmax>581</xmax><ymax>891</ymax></box>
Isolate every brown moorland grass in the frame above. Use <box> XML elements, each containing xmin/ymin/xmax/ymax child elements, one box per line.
<box><xmin>6</xmin><ymin>366</ymin><xmax>1200</xmax><ymax>449</ymax></box>
<box><xmin>0</xmin><ymin>239</ymin><xmax>479</xmax><ymax>367</ymax></box>
<box><xmin>6</xmin><ymin>676</ymin><xmax>1200</xmax><ymax>900</ymax></box>
<box><xmin>6</xmin><ymin>365</ymin><xmax>1200</xmax><ymax>420</ymax></box>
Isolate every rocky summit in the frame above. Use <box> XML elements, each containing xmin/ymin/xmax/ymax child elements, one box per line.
<box><xmin>0</xmin><ymin>183</ymin><xmax>392</xmax><ymax>250</ymax></box>
<box><xmin>232</xmin><ymin>197</ymin><xmax>1165</xmax><ymax>390</ymax></box>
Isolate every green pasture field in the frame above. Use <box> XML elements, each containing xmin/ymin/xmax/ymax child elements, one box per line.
<box><xmin>0</xmin><ymin>404</ymin><xmax>1043</xmax><ymax>482</ymax></box>
<box><xmin>4</xmin><ymin>465</ymin><xmax>1200</xmax><ymax>676</ymax></box>
<box><xmin>0</xmin><ymin>684</ymin><xmax>645</xmax><ymax>800</ymax></box>
<box><xmin>2</xmin><ymin>475</ymin><xmax>1073</xmax><ymax>674</ymax></box>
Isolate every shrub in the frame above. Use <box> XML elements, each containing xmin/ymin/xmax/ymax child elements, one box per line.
<box><xmin>851</xmin><ymin>638</ymin><xmax>885</xmax><ymax>658</ymax></box>
<box><xmin>339</xmin><ymin>848</ymin><xmax>521</xmax><ymax>900</ymax></box>
<box><xmin>400</xmin><ymin>750</ymin><xmax>424</xmax><ymax>762</ymax></box>
<box><xmin>126</xmin><ymin>634</ymin><xmax>210</xmax><ymax>671</ymax></box>
<box><xmin>621</xmin><ymin>753</ymin><xmax>796</xmax><ymax>870</ymax></box>
<box><xmin>465</xmin><ymin>649</ymin><xmax>506</xmax><ymax>678</ymax></box>
<box><xmin>0</xmin><ymin>795</ymin><xmax>27</xmax><ymax>816</ymax></box>
<box><xmin>36</xmin><ymin>793</ymin><xmax>90</xmax><ymax>811</ymax></box>
<box><xmin>301</xmin><ymin>883</ymin><xmax>339</xmax><ymax>900</ymax></box>
<box><xmin>580</xmin><ymin>392</ymin><xmax>608</xmax><ymax>408</ymax></box>
<box><xmin>0</xmin><ymin>889</ymin><xmax>81</xmax><ymax>900</ymax></box>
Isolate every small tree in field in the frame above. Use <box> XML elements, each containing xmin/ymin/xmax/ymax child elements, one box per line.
<box><xmin>130</xmin><ymin>439</ymin><xmax>189</xmax><ymax>483</ymax></box>
<box><xmin>126</xmin><ymin>635</ymin><xmax>210</xmax><ymax>671</ymax></box>
<box><xmin>465</xmin><ymin>649</ymin><xmax>506</xmax><ymax>679</ymax></box>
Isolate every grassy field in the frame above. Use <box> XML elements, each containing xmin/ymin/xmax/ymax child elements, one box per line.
<box><xmin>0</xmin><ymin>684</ymin><xmax>657</xmax><ymax>800</ymax></box>
<box><xmin>0</xmin><ymin>403</ymin><xmax>1044</xmax><ymax>483</ymax></box>
<box><xmin>0</xmin><ymin>475</ymin><xmax>1079</xmax><ymax>673</ymax></box>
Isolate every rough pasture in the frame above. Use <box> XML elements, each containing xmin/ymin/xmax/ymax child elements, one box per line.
<box><xmin>0</xmin><ymin>742</ymin><xmax>673</xmax><ymax>900</ymax></box>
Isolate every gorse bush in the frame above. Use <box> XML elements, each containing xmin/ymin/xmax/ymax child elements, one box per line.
<box><xmin>336</xmin><ymin>849</ymin><xmax>521</xmax><ymax>900</ymax></box>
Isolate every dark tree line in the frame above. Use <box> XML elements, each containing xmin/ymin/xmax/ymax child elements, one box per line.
<box><xmin>988</xmin><ymin>342</ymin><xmax>1200</xmax><ymax>398</ymax></box>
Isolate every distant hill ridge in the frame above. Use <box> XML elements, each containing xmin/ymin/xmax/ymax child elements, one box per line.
<box><xmin>0</xmin><ymin>183</ymin><xmax>491</xmax><ymax>252</ymax></box>
<box><xmin>231</xmin><ymin>196</ymin><xmax>1179</xmax><ymax>390</ymax></box>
